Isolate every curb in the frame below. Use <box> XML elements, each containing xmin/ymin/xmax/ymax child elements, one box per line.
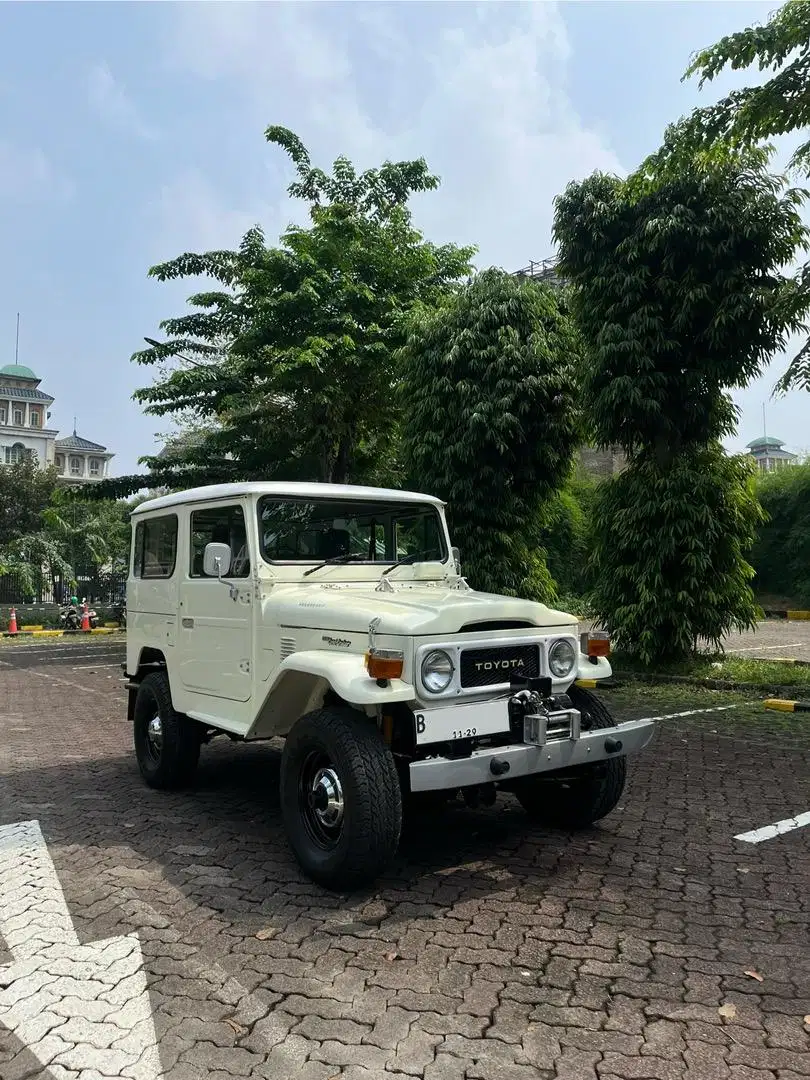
<box><xmin>1</xmin><ymin>628</ymin><xmax>125</xmax><ymax>639</ymax></box>
<box><xmin>612</xmin><ymin>669</ymin><xmax>810</xmax><ymax>698</ymax></box>
<box><xmin>764</xmin><ymin>698</ymin><xmax>810</xmax><ymax>712</ymax></box>
<box><xmin>761</xmin><ymin>608</ymin><xmax>810</xmax><ymax>620</ymax></box>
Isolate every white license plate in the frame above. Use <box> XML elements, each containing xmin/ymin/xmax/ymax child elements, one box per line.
<box><xmin>413</xmin><ymin>702</ymin><xmax>510</xmax><ymax>745</ymax></box>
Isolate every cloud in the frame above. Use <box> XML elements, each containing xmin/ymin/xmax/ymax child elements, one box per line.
<box><xmin>157</xmin><ymin>2</ymin><xmax>623</xmax><ymax>268</ymax></box>
<box><xmin>87</xmin><ymin>62</ymin><xmax>159</xmax><ymax>141</ymax></box>
<box><xmin>0</xmin><ymin>141</ymin><xmax>72</xmax><ymax>202</ymax></box>
<box><xmin>146</xmin><ymin>169</ymin><xmax>277</xmax><ymax>263</ymax></box>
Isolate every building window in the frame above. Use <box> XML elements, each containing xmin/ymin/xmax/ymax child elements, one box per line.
<box><xmin>12</xmin><ymin>409</ymin><xmax>23</xmax><ymax>427</ymax></box>
<box><xmin>69</xmin><ymin>456</ymin><xmax>82</xmax><ymax>476</ymax></box>
<box><xmin>133</xmin><ymin>515</ymin><xmax>178</xmax><ymax>579</ymax></box>
<box><xmin>55</xmin><ymin>454</ymin><xmax>64</xmax><ymax>472</ymax></box>
<box><xmin>89</xmin><ymin>457</ymin><xmax>101</xmax><ymax>477</ymax></box>
<box><xmin>30</xmin><ymin>411</ymin><xmax>39</xmax><ymax>427</ymax></box>
<box><xmin>5</xmin><ymin>443</ymin><xmax>26</xmax><ymax>464</ymax></box>
<box><xmin>0</xmin><ymin>409</ymin><xmax>5</xmax><ymax>424</ymax></box>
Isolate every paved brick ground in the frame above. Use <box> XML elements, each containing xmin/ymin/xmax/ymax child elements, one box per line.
<box><xmin>0</xmin><ymin>642</ymin><xmax>808</xmax><ymax>1079</ymax></box>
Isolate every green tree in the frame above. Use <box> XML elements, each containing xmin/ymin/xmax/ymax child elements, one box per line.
<box><xmin>106</xmin><ymin>126</ymin><xmax>474</xmax><ymax>497</ymax></box>
<box><xmin>750</xmin><ymin>460</ymin><xmax>810</xmax><ymax>606</ymax></box>
<box><xmin>400</xmin><ymin>268</ymin><xmax>581</xmax><ymax>602</ymax></box>
<box><xmin>684</xmin><ymin>0</ymin><xmax>810</xmax><ymax>176</ymax></box>
<box><xmin>0</xmin><ymin>458</ymin><xmax>72</xmax><ymax>597</ymax></box>
<box><xmin>42</xmin><ymin>492</ymin><xmax>131</xmax><ymax>575</ymax></box>
<box><xmin>553</xmin><ymin>143</ymin><xmax>807</xmax><ymax>663</ymax></box>
<box><xmin>681</xmin><ymin>0</ymin><xmax>810</xmax><ymax>391</ymax></box>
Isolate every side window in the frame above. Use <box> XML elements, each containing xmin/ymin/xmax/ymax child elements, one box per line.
<box><xmin>189</xmin><ymin>505</ymin><xmax>250</xmax><ymax>579</ymax></box>
<box><xmin>132</xmin><ymin>515</ymin><xmax>178</xmax><ymax>579</ymax></box>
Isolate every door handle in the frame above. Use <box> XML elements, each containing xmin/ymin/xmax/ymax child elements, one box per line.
<box><xmin>182</xmin><ymin>617</ymin><xmax>194</xmax><ymax>629</ymax></box>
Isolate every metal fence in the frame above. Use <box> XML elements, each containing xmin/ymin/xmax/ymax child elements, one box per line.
<box><xmin>0</xmin><ymin>570</ymin><xmax>127</xmax><ymax>607</ymax></box>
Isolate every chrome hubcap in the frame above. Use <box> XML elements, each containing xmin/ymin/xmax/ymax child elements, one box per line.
<box><xmin>147</xmin><ymin>715</ymin><xmax>163</xmax><ymax>755</ymax></box>
<box><xmin>308</xmin><ymin>767</ymin><xmax>344</xmax><ymax>828</ymax></box>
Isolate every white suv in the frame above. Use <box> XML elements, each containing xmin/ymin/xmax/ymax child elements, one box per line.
<box><xmin>124</xmin><ymin>482</ymin><xmax>654</xmax><ymax>888</ymax></box>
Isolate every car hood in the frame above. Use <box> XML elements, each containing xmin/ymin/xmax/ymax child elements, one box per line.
<box><xmin>267</xmin><ymin>582</ymin><xmax>578</xmax><ymax>637</ymax></box>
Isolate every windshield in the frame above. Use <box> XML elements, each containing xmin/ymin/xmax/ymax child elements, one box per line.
<box><xmin>257</xmin><ymin>497</ymin><xmax>447</xmax><ymax>566</ymax></box>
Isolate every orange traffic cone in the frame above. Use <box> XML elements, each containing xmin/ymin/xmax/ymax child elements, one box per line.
<box><xmin>8</xmin><ymin>607</ymin><xmax>17</xmax><ymax>635</ymax></box>
<box><xmin>80</xmin><ymin>601</ymin><xmax>90</xmax><ymax>632</ymax></box>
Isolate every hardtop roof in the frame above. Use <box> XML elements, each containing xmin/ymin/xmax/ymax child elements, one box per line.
<box><xmin>131</xmin><ymin>481</ymin><xmax>445</xmax><ymax>517</ymax></box>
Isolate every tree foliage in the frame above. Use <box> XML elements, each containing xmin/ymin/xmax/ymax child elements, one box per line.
<box><xmin>680</xmin><ymin>0</ymin><xmax>810</xmax><ymax>392</ymax></box>
<box><xmin>106</xmin><ymin>126</ymin><xmax>475</xmax><ymax>497</ymax></box>
<box><xmin>683</xmin><ymin>0</ymin><xmax>810</xmax><ymax>176</ymax></box>
<box><xmin>750</xmin><ymin>460</ymin><xmax>810</xmax><ymax>605</ymax></box>
<box><xmin>400</xmin><ymin>269</ymin><xmax>581</xmax><ymax>602</ymax></box>
<box><xmin>553</xmin><ymin>145</ymin><xmax>807</xmax><ymax>662</ymax></box>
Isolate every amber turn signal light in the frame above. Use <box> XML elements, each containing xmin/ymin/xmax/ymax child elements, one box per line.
<box><xmin>586</xmin><ymin>632</ymin><xmax>610</xmax><ymax>658</ymax></box>
<box><xmin>365</xmin><ymin>649</ymin><xmax>404</xmax><ymax>680</ymax></box>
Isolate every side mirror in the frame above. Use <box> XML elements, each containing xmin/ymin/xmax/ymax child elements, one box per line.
<box><xmin>203</xmin><ymin>542</ymin><xmax>232</xmax><ymax>578</ymax></box>
<box><xmin>451</xmin><ymin>546</ymin><xmax>461</xmax><ymax>574</ymax></box>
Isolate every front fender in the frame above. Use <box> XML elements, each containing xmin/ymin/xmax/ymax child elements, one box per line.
<box><xmin>247</xmin><ymin>650</ymin><xmax>415</xmax><ymax>739</ymax></box>
<box><xmin>575</xmin><ymin>654</ymin><xmax>612</xmax><ymax>682</ymax></box>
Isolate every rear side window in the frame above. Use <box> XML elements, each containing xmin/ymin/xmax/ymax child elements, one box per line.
<box><xmin>132</xmin><ymin>514</ymin><xmax>178</xmax><ymax>579</ymax></box>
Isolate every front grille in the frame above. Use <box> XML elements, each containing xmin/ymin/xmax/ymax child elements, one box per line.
<box><xmin>460</xmin><ymin>644</ymin><xmax>540</xmax><ymax>688</ymax></box>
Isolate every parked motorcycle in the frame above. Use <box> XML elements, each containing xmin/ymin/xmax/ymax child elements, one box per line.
<box><xmin>59</xmin><ymin>596</ymin><xmax>98</xmax><ymax>631</ymax></box>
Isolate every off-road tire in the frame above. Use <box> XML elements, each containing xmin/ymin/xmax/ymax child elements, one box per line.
<box><xmin>281</xmin><ymin>706</ymin><xmax>402</xmax><ymax>890</ymax></box>
<box><xmin>515</xmin><ymin>685</ymin><xmax>626</xmax><ymax>828</ymax></box>
<box><xmin>133</xmin><ymin>671</ymin><xmax>201</xmax><ymax>790</ymax></box>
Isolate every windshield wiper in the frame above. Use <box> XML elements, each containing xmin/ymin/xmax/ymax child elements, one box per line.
<box><xmin>381</xmin><ymin>550</ymin><xmax>438</xmax><ymax>577</ymax></box>
<box><xmin>303</xmin><ymin>553</ymin><xmax>365</xmax><ymax>577</ymax></box>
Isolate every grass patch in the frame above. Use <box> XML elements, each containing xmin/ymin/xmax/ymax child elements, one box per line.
<box><xmin>612</xmin><ymin>650</ymin><xmax>810</xmax><ymax>691</ymax></box>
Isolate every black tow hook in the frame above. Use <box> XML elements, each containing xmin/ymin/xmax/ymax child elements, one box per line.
<box><xmin>490</xmin><ymin>757</ymin><xmax>510</xmax><ymax>777</ymax></box>
<box><xmin>604</xmin><ymin>737</ymin><xmax>623</xmax><ymax>754</ymax></box>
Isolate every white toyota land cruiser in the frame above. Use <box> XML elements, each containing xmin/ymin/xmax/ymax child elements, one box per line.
<box><xmin>124</xmin><ymin>482</ymin><xmax>655</xmax><ymax>889</ymax></box>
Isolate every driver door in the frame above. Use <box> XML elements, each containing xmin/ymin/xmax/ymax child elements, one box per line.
<box><xmin>178</xmin><ymin>501</ymin><xmax>253</xmax><ymax>703</ymax></box>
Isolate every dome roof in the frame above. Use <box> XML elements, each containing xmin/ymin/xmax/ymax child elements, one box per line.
<box><xmin>0</xmin><ymin>363</ymin><xmax>37</xmax><ymax>380</ymax></box>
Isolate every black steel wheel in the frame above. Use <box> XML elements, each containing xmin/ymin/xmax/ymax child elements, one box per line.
<box><xmin>133</xmin><ymin>671</ymin><xmax>200</xmax><ymax>790</ymax></box>
<box><xmin>515</xmin><ymin>685</ymin><xmax>626</xmax><ymax>828</ymax></box>
<box><xmin>281</xmin><ymin>706</ymin><xmax>402</xmax><ymax>889</ymax></box>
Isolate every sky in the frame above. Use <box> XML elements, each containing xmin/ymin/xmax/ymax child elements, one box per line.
<box><xmin>0</xmin><ymin>0</ymin><xmax>807</xmax><ymax>477</ymax></box>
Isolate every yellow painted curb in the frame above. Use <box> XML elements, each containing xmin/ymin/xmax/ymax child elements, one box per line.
<box><xmin>763</xmin><ymin>698</ymin><xmax>810</xmax><ymax>712</ymax></box>
<box><xmin>32</xmin><ymin>629</ymin><xmax>63</xmax><ymax>637</ymax></box>
<box><xmin>21</xmin><ymin>624</ymin><xmax>43</xmax><ymax>631</ymax></box>
<box><xmin>787</xmin><ymin>609</ymin><xmax>810</xmax><ymax>620</ymax></box>
<box><xmin>575</xmin><ymin>679</ymin><xmax>598</xmax><ymax>689</ymax></box>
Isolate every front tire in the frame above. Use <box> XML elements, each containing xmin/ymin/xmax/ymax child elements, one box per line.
<box><xmin>515</xmin><ymin>685</ymin><xmax>626</xmax><ymax>828</ymax></box>
<box><xmin>281</xmin><ymin>706</ymin><xmax>402</xmax><ymax>889</ymax></box>
<box><xmin>133</xmin><ymin>671</ymin><xmax>200</xmax><ymax>790</ymax></box>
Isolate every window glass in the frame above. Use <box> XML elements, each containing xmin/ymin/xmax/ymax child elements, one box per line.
<box><xmin>30</xmin><ymin>412</ymin><xmax>39</xmax><ymax>427</ymax></box>
<box><xmin>257</xmin><ymin>498</ymin><xmax>446</xmax><ymax>565</ymax></box>
<box><xmin>89</xmin><ymin>458</ymin><xmax>100</xmax><ymax>476</ymax></box>
<box><xmin>190</xmin><ymin>504</ymin><xmax>250</xmax><ymax>578</ymax></box>
<box><xmin>70</xmin><ymin>456</ymin><xmax>82</xmax><ymax>475</ymax></box>
<box><xmin>133</xmin><ymin>515</ymin><xmax>178</xmax><ymax>579</ymax></box>
<box><xmin>13</xmin><ymin>409</ymin><xmax>23</xmax><ymax>426</ymax></box>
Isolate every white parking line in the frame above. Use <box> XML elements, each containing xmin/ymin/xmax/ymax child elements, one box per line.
<box><xmin>635</xmin><ymin>703</ymin><xmax>748</xmax><ymax>723</ymax></box>
<box><xmin>726</xmin><ymin>642</ymin><xmax>804</xmax><ymax>652</ymax></box>
<box><xmin>734</xmin><ymin>811</ymin><xmax>810</xmax><ymax>843</ymax></box>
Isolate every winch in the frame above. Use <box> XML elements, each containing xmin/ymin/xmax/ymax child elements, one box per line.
<box><xmin>507</xmin><ymin>675</ymin><xmax>582</xmax><ymax>745</ymax></box>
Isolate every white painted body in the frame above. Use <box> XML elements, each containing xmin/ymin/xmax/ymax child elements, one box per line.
<box><xmin>125</xmin><ymin>482</ymin><xmax>613</xmax><ymax>748</ymax></box>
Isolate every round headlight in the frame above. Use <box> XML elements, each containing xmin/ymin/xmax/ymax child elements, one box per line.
<box><xmin>548</xmin><ymin>638</ymin><xmax>576</xmax><ymax>679</ymax></box>
<box><xmin>421</xmin><ymin>649</ymin><xmax>454</xmax><ymax>693</ymax></box>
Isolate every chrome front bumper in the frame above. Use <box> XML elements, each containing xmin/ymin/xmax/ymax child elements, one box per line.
<box><xmin>408</xmin><ymin>717</ymin><xmax>655</xmax><ymax>793</ymax></box>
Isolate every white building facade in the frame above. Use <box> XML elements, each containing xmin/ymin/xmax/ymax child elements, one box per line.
<box><xmin>0</xmin><ymin>363</ymin><xmax>113</xmax><ymax>483</ymax></box>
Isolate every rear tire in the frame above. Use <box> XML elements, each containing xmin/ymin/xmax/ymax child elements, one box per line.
<box><xmin>515</xmin><ymin>685</ymin><xmax>626</xmax><ymax>828</ymax></box>
<box><xmin>281</xmin><ymin>706</ymin><xmax>402</xmax><ymax>889</ymax></box>
<box><xmin>133</xmin><ymin>671</ymin><xmax>200</xmax><ymax>790</ymax></box>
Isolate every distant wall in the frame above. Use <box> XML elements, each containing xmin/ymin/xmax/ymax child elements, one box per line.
<box><xmin>577</xmin><ymin>445</ymin><xmax>627</xmax><ymax>479</ymax></box>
